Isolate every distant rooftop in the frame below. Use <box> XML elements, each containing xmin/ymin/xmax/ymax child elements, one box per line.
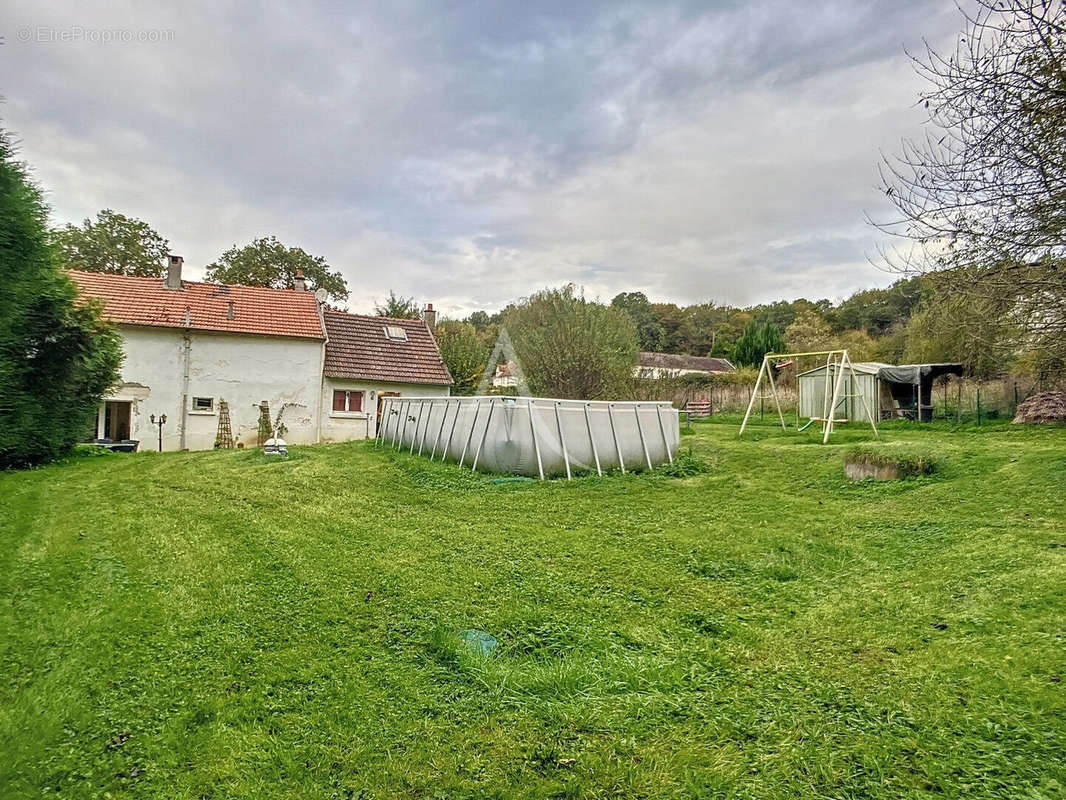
<box><xmin>638</xmin><ymin>352</ymin><xmax>735</xmax><ymax>373</ymax></box>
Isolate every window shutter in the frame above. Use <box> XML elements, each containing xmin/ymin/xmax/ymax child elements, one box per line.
<box><xmin>350</xmin><ymin>392</ymin><xmax>363</xmax><ymax>412</ymax></box>
<box><xmin>332</xmin><ymin>390</ymin><xmax>346</xmax><ymax>411</ymax></box>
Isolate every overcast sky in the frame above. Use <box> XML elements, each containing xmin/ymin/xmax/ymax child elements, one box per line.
<box><xmin>1</xmin><ymin>1</ymin><xmax>963</xmax><ymax>316</ymax></box>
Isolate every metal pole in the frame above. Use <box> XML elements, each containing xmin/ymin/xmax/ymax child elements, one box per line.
<box><xmin>459</xmin><ymin>400</ymin><xmax>482</xmax><ymax>467</ymax></box>
<box><xmin>472</xmin><ymin>400</ymin><xmax>495</xmax><ymax>472</ymax></box>
<box><xmin>417</xmin><ymin>400</ymin><xmax>433</xmax><ymax>455</ymax></box>
<box><xmin>430</xmin><ymin>400</ymin><xmax>450</xmax><ymax>459</ymax></box>
<box><xmin>846</xmin><ymin>354</ymin><xmax>879</xmax><ymax>439</ymax></box>
<box><xmin>376</xmin><ymin>398</ymin><xmax>390</xmax><ymax>445</ymax></box>
<box><xmin>410</xmin><ymin>400</ymin><xmax>425</xmax><ymax>454</ymax></box>
<box><xmin>739</xmin><ymin>357</ymin><xmax>768</xmax><ymax>435</ymax></box>
<box><xmin>441</xmin><ymin>399</ymin><xmax>462</xmax><ymax>462</ymax></box>
<box><xmin>396</xmin><ymin>400</ymin><xmax>410</xmax><ymax>450</ymax></box>
<box><xmin>384</xmin><ymin>398</ymin><xmax>396</xmax><ymax>445</ymax></box>
<box><xmin>822</xmin><ymin>353</ymin><xmax>833</xmax><ymax>435</ymax></box>
<box><xmin>607</xmin><ymin>403</ymin><xmax>625</xmax><ymax>473</ymax></box>
<box><xmin>527</xmin><ymin>399</ymin><xmax>545</xmax><ymax>480</ymax></box>
<box><xmin>555</xmin><ymin>401</ymin><xmax>571</xmax><ymax>480</ymax></box>
<box><xmin>764</xmin><ymin>360</ymin><xmax>787</xmax><ymax>431</ymax></box>
<box><xmin>635</xmin><ymin>405</ymin><xmax>653</xmax><ymax>471</ymax></box>
<box><xmin>584</xmin><ymin>403</ymin><xmax>602</xmax><ymax>476</ymax></box>
<box><xmin>823</xmin><ymin>353</ymin><xmax>848</xmax><ymax>444</ymax></box>
<box><xmin>393</xmin><ymin>400</ymin><xmax>406</xmax><ymax>448</ymax></box>
<box><xmin>655</xmin><ymin>405</ymin><xmax>673</xmax><ymax>464</ymax></box>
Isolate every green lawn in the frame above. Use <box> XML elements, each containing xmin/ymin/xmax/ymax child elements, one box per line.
<box><xmin>1</xmin><ymin>418</ymin><xmax>1064</xmax><ymax>799</ymax></box>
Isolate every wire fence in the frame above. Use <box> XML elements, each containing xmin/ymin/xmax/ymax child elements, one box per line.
<box><xmin>673</xmin><ymin>374</ymin><xmax>1057</xmax><ymax>424</ymax></box>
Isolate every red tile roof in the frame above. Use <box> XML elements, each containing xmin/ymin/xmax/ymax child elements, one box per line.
<box><xmin>323</xmin><ymin>311</ymin><xmax>453</xmax><ymax>386</ymax></box>
<box><xmin>68</xmin><ymin>270</ymin><xmax>325</xmax><ymax>339</ymax></box>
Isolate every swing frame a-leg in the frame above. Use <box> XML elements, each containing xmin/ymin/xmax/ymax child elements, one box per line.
<box><xmin>739</xmin><ymin>349</ymin><xmax>879</xmax><ymax>443</ymax></box>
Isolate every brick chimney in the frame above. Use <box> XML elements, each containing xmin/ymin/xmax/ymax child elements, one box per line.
<box><xmin>422</xmin><ymin>303</ymin><xmax>437</xmax><ymax>328</ymax></box>
<box><xmin>165</xmin><ymin>255</ymin><xmax>183</xmax><ymax>289</ymax></box>
<box><xmin>293</xmin><ymin>268</ymin><xmax>307</xmax><ymax>292</ymax></box>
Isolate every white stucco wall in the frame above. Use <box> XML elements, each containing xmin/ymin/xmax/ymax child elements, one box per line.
<box><xmin>320</xmin><ymin>378</ymin><xmax>450</xmax><ymax>442</ymax></box>
<box><xmin>99</xmin><ymin>326</ymin><xmax>324</xmax><ymax>451</ymax></box>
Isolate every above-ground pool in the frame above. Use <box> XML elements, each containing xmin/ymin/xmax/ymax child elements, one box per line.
<box><xmin>377</xmin><ymin>396</ymin><xmax>679</xmax><ymax>479</ymax></box>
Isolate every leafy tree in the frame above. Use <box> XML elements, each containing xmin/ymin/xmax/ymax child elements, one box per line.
<box><xmin>750</xmin><ymin>300</ymin><xmax>803</xmax><ymax>331</ymax></box>
<box><xmin>374</xmin><ymin>290</ymin><xmax>421</xmax><ymax>319</ymax></box>
<box><xmin>828</xmin><ymin>278</ymin><xmax>925</xmax><ymax>335</ymax></box>
<box><xmin>877</xmin><ymin>1</ymin><xmax>1065</xmax><ymax>363</ymax></box>
<box><xmin>206</xmin><ymin>236</ymin><xmax>348</xmax><ymax>301</ymax></box>
<box><xmin>903</xmin><ymin>271</ymin><xmax>1019</xmax><ymax>379</ymax></box>
<box><xmin>611</xmin><ymin>291</ymin><xmax>667</xmax><ymax>351</ymax></box>
<box><xmin>0</xmin><ymin>128</ymin><xmax>122</xmax><ymax>468</ymax></box>
<box><xmin>54</xmin><ymin>208</ymin><xmax>169</xmax><ymax>276</ymax></box>
<box><xmin>732</xmin><ymin>320</ymin><xmax>785</xmax><ymax>368</ymax></box>
<box><xmin>434</xmin><ymin>320</ymin><xmax>489</xmax><ymax>395</ymax></box>
<box><xmin>504</xmin><ymin>285</ymin><xmax>638</xmax><ymax>399</ymax></box>
<box><xmin>651</xmin><ymin>302</ymin><xmax>686</xmax><ymax>353</ymax></box>
<box><xmin>785</xmin><ymin>310</ymin><xmax>833</xmax><ymax>353</ymax></box>
<box><xmin>465</xmin><ymin>310</ymin><xmax>504</xmax><ymax>330</ymax></box>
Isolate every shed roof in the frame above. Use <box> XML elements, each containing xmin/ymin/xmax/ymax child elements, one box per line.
<box><xmin>68</xmin><ymin>270</ymin><xmax>325</xmax><ymax>340</ymax></box>
<box><xmin>323</xmin><ymin>311</ymin><xmax>453</xmax><ymax>386</ymax></box>
<box><xmin>797</xmin><ymin>361</ymin><xmax>964</xmax><ymax>384</ymax></box>
<box><xmin>639</xmin><ymin>352</ymin><xmax>735</xmax><ymax>373</ymax></box>
<box><xmin>797</xmin><ymin>361</ymin><xmax>890</xmax><ymax>378</ymax></box>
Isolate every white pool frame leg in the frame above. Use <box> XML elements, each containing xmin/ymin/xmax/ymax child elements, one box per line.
<box><xmin>583</xmin><ymin>403</ymin><xmax>602</xmax><ymax>476</ymax></box>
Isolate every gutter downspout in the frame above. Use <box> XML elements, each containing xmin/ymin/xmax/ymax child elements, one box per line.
<box><xmin>179</xmin><ymin>307</ymin><xmax>191</xmax><ymax>450</ymax></box>
<box><xmin>315</xmin><ymin>302</ymin><xmax>328</xmax><ymax>444</ymax></box>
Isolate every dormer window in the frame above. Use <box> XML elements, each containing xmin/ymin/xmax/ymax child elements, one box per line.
<box><xmin>383</xmin><ymin>325</ymin><xmax>408</xmax><ymax>342</ymax></box>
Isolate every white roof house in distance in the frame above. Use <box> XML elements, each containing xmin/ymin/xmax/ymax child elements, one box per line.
<box><xmin>319</xmin><ymin>308</ymin><xmax>453</xmax><ymax>442</ymax></box>
<box><xmin>635</xmin><ymin>352</ymin><xmax>735</xmax><ymax>379</ymax></box>
<box><xmin>69</xmin><ymin>256</ymin><xmax>452</xmax><ymax>450</ymax></box>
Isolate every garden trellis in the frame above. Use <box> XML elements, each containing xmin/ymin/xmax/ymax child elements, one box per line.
<box><xmin>739</xmin><ymin>349</ymin><xmax>879</xmax><ymax>443</ymax></box>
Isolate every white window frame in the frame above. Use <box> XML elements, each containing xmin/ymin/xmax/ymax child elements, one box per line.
<box><xmin>190</xmin><ymin>396</ymin><xmax>215</xmax><ymax>414</ymax></box>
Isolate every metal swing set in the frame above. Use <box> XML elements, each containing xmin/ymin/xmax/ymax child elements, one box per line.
<box><xmin>739</xmin><ymin>349</ymin><xmax>879</xmax><ymax>443</ymax></box>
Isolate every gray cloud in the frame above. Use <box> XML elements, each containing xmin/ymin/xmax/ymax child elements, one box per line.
<box><xmin>0</xmin><ymin>0</ymin><xmax>962</xmax><ymax>315</ymax></box>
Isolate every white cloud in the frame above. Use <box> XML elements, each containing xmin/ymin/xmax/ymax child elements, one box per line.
<box><xmin>0</xmin><ymin>0</ymin><xmax>963</xmax><ymax>316</ymax></box>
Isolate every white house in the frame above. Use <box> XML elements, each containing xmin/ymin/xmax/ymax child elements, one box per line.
<box><xmin>70</xmin><ymin>257</ymin><xmax>451</xmax><ymax>451</ymax></box>
<box><xmin>319</xmin><ymin>308</ymin><xmax>452</xmax><ymax>442</ymax></box>
<box><xmin>634</xmin><ymin>352</ymin><xmax>735</xmax><ymax>379</ymax></box>
<box><xmin>491</xmin><ymin>361</ymin><xmax>518</xmax><ymax>388</ymax></box>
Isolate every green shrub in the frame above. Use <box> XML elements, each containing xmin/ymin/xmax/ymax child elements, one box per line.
<box><xmin>658</xmin><ymin>450</ymin><xmax>712</xmax><ymax>477</ymax></box>
<box><xmin>843</xmin><ymin>443</ymin><xmax>939</xmax><ymax>477</ymax></box>
<box><xmin>0</xmin><ymin>128</ymin><xmax>122</xmax><ymax>468</ymax></box>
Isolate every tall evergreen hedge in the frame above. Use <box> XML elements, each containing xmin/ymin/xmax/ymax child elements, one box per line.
<box><xmin>732</xmin><ymin>320</ymin><xmax>786</xmax><ymax>368</ymax></box>
<box><xmin>0</xmin><ymin>128</ymin><xmax>122</xmax><ymax>468</ymax></box>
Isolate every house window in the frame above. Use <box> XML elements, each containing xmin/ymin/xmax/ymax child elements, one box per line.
<box><xmin>332</xmin><ymin>390</ymin><xmax>363</xmax><ymax>413</ymax></box>
<box><xmin>383</xmin><ymin>325</ymin><xmax>408</xmax><ymax>342</ymax></box>
<box><xmin>192</xmin><ymin>397</ymin><xmax>214</xmax><ymax>412</ymax></box>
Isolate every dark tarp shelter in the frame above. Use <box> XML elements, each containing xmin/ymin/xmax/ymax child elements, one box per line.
<box><xmin>798</xmin><ymin>362</ymin><xmax>964</xmax><ymax>423</ymax></box>
<box><xmin>877</xmin><ymin>363</ymin><xmax>963</xmax><ymax>422</ymax></box>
